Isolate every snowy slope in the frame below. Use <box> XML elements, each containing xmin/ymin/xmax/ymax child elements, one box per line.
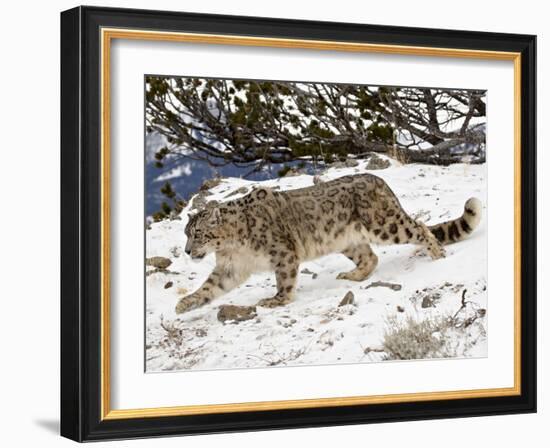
<box><xmin>145</xmin><ymin>159</ymin><xmax>487</xmax><ymax>372</ymax></box>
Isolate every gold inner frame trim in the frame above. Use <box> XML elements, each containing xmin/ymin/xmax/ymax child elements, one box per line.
<box><xmin>100</xmin><ymin>27</ymin><xmax>522</xmax><ymax>421</ymax></box>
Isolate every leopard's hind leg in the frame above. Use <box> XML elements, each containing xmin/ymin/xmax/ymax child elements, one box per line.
<box><xmin>370</xmin><ymin>214</ymin><xmax>445</xmax><ymax>260</ymax></box>
<box><xmin>337</xmin><ymin>243</ymin><xmax>379</xmax><ymax>281</ymax></box>
<box><xmin>407</xmin><ymin>220</ymin><xmax>446</xmax><ymax>259</ymax></box>
<box><xmin>353</xmin><ymin>175</ymin><xmax>445</xmax><ymax>260</ymax></box>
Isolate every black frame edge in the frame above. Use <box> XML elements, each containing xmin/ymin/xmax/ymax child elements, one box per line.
<box><xmin>60</xmin><ymin>6</ymin><xmax>83</xmax><ymax>442</ymax></box>
<box><xmin>60</xmin><ymin>5</ymin><xmax>537</xmax><ymax>442</ymax></box>
<box><xmin>519</xmin><ymin>34</ymin><xmax>537</xmax><ymax>414</ymax></box>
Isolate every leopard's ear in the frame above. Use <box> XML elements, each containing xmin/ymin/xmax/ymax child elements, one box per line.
<box><xmin>205</xmin><ymin>200</ymin><xmax>219</xmax><ymax>209</ymax></box>
<box><xmin>208</xmin><ymin>207</ymin><xmax>222</xmax><ymax>226</ymax></box>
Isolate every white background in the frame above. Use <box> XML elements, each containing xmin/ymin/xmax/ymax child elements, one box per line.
<box><xmin>0</xmin><ymin>0</ymin><xmax>546</xmax><ymax>446</ymax></box>
<box><xmin>112</xmin><ymin>39</ymin><xmax>514</xmax><ymax>409</ymax></box>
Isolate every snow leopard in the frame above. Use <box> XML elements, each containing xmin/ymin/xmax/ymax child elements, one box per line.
<box><xmin>175</xmin><ymin>173</ymin><xmax>482</xmax><ymax>314</ymax></box>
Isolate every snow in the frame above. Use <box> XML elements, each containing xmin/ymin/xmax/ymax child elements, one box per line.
<box><xmin>145</xmin><ymin>158</ymin><xmax>487</xmax><ymax>372</ymax></box>
<box><xmin>154</xmin><ymin>163</ymin><xmax>193</xmax><ymax>182</ymax></box>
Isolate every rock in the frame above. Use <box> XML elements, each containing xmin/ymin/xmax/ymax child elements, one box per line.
<box><xmin>330</xmin><ymin>159</ymin><xmax>359</xmax><ymax>169</ymax></box>
<box><xmin>169</xmin><ymin>246</ymin><xmax>182</xmax><ymax>258</ymax></box>
<box><xmin>204</xmin><ymin>199</ymin><xmax>220</xmax><ymax>209</ymax></box>
<box><xmin>366</xmin><ymin>154</ymin><xmax>391</xmax><ymax>170</ymax></box>
<box><xmin>397</xmin><ymin>305</ymin><xmax>405</xmax><ymax>313</ymax></box>
<box><xmin>164</xmin><ymin>281</ymin><xmax>173</xmax><ymax>289</ymax></box>
<box><xmin>195</xmin><ymin>328</ymin><xmax>207</xmax><ymax>337</ymax></box>
<box><xmin>365</xmin><ymin>281</ymin><xmax>402</xmax><ymax>291</ymax></box>
<box><xmin>217</xmin><ymin>305</ymin><xmax>257</xmax><ymax>323</ymax></box>
<box><xmin>301</xmin><ymin>268</ymin><xmax>315</xmax><ymax>275</ymax></box>
<box><xmin>339</xmin><ymin>291</ymin><xmax>355</xmax><ymax>307</ymax></box>
<box><xmin>283</xmin><ymin>168</ymin><xmax>301</xmax><ymax>177</ymax></box>
<box><xmin>344</xmin><ymin>159</ymin><xmax>359</xmax><ymax>167</ymax></box>
<box><xmin>199</xmin><ymin>177</ymin><xmax>222</xmax><ymax>191</ymax></box>
<box><xmin>421</xmin><ymin>292</ymin><xmax>441</xmax><ymax>308</ymax></box>
<box><xmin>145</xmin><ymin>256</ymin><xmax>172</xmax><ymax>270</ymax></box>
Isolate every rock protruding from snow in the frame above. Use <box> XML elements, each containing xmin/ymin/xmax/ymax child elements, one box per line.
<box><xmin>217</xmin><ymin>305</ymin><xmax>257</xmax><ymax>323</ymax></box>
<box><xmin>421</xmin><ymin>292</ymin><xmax>441</xmax><ymax>308</ymax></box>
<box><xmin>329</xmin><ymin>159</ymin><xmax>359</xmax><ymax>169</ymax></box>
<box><xmin>199</xmin><ymin>177</ymin><xmax>222</xmax><ymax>191</ymax></box>
<box><xmin>169</xmin><ymin>246</ymin><xmax>182</xmax><ymax>258</ymax></box>
<box><xmin>366</xmin><ymin>154</ymin><xmax>391</xmax><ymax>170</ymax></box>
<box><xmin>146</xmin><ymin>256</ymin><xmax>172</xmax><ymax>270</ymax></box>
<box><xmin>365</xmin><ymin>281</ymin><xmax>402</xmax><ymax>291</ymax></box>
<box><xmin>339</xmin><ymin>291</ymin><xmax>355</xmax><ymax>307</ymax></box>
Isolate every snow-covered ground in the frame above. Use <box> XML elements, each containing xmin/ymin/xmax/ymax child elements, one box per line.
<box><xmin>145</xmin><ymin>158</ymin><xmax>487</xmax><ymax>372</ymax></box>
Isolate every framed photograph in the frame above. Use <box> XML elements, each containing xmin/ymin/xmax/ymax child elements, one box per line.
<box><xmin>60</xmin><ymin>6</ymin><xmax>536</xmax><ymax>441</ymax></box>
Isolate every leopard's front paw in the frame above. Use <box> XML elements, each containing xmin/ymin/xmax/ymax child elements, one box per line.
<box><xmin>337</xmin><ymin>271</ymin><xmax>364</xmax><ymax>281</ymax></box>
<box><xmin>429</xmin><ymin>243</ymin><xmax>446</xmax><ymax>260</ymax></box>
<box><xmin>257</xmin><ymin>295</ymin><xmax>291</xmax><ymax>308</ymax></box>
<box><xmin>175</xmin><ymin>295</ymin><xmax>205</xmax><ymax>314</ymax></box>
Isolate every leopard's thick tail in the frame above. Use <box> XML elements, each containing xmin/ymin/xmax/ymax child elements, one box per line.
<box><xmin>428</xmin><ymin>198</ymin><xmax>482</xmax><ymax>244</ymax></box>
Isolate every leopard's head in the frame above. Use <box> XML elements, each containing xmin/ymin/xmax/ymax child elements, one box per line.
<box><xmin>184</xmin><ymin>204</ymin><xmax>226</xmax><ymax>259</ymax></box>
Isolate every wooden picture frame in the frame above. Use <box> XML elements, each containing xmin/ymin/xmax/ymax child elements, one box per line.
<box><xmin>60</xmin><ymin>5</ymin><xmax>536</xmax><ymax>441</ymax></box>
